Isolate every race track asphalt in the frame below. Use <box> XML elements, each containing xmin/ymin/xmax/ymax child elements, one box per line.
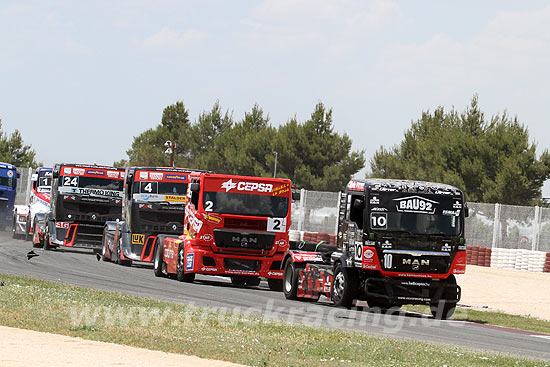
<box><xmin>1</xmin><ymin>231</ymin><xmax>549</xmax><ymax>361</ymax></box>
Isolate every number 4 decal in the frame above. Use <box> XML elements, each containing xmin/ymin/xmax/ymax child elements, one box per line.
<box><xmin>267</xmin><ymin>217</ymin><xmax>286</xmax><ymax>232</ymax></box>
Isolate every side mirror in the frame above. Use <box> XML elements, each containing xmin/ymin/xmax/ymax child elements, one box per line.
<box><xmin>464</xmin><ymin>205</ymin><xmax>469</xmax><ymax>218</ymax></box>
<box><xmin>353</xmin><ymin>198</ymin><xmax>365</xmax><ymax>209</ymax></box>
<box><xmin>16</xmin><ymin>172</ymin><xmax>21</xmax><ymax>179</ymax></box>
<box><xmin>52</xmin><ymin>170</ymin><xmax>59</xmax><ymax>178</ymax></box>
<box><xmin>190</xmin><ymin>182</ymin><xmax>200</xmax><ymax>193</ymax></box>
<box><xmin>292</xmin><ymin>192</ymin><xmax>301</xmax><ymax>201</ymax></box>
<box><xmin>31</xmin><ymin>174</ymin><xmax>38</xmax><ymax>182</ymax></box>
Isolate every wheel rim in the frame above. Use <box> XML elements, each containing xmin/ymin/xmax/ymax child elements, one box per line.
<box><xmin>333</xmin><ymin>271</ymin><xmax>345</xmax><ymax>302</ymax></box>
<box><xmin>284</xmin><ymin>264</ymin><xmax>293</xmax><ymax>292</ymax></box>
<box><xmin>154</xmin><ymin>246</ymin><xmax>160</xmax><ymax>269</ymax></box>
<box><xmin>177</xmin><ymin>248</ymin><xmax>185</xmax><ymax>272</ymax></box>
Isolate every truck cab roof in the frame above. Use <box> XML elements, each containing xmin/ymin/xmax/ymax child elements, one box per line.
<box><xmin>346</xmin><ymin>178</ymin><xmax>463</xmax><ymax>196</ymax></box>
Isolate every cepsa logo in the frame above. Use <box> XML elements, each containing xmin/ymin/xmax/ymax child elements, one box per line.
<box><xmin>220</xmin><ymin>179</ymin><xmax>273</xmax><ymax>193</ymax></box>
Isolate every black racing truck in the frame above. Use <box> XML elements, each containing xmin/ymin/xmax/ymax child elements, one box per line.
<box><xmin>282</xmin><ymin>179</ymin><xmax>468</xmax><ymax>319</ymax></box>
<box><xmin>44</xmin><ymin>163</ymin><xmax>125</xmax><ymax>251</ymax></box>
<box><xmin>101</xmin><ymin>167</ymin><xmax>193</xmax><ymax>266</ymax></box>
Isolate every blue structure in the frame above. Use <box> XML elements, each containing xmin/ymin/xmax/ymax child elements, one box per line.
<box><xmin>0</xmin><ymin>162</ymin><xmax>18</xmax><ymax>229</ymax></box>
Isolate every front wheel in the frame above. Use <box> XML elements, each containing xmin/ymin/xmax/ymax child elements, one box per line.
<box><xmin>331</xmin><ymin>263</ymin><xmax>356</xmax><ymax>308</ymax></box>
<box><xmin>101</xmin><ymin>229</ymin><xmax>111</xmax><ymax>262</ymax></box>
<box><xmin>267</xmin><ymin>278</ymin><xmax>283</xmax><ymax>292</ymax></box>
<box><xmin>283</xmin><ymin>260</ymin><xmax>300</xmax><ymax>300</ymax></box>
<box><xmin>430</xmin><ymin>275</ymin><xmax>458</xmax><ymax>320</ymax></box>
<box><xmin>176</xmin><ymin>246</ymin><xmax>195</xmax><ymax>283</ymax></box>
<box><xmin>153</xmin><ymin>242</ymin><xmax>165</xmax><ymax>277</ymax></box>
<box><xmin>116</xmin><ymin>237</ymin><xmax>132</xmax><ymax>267</ymax></box>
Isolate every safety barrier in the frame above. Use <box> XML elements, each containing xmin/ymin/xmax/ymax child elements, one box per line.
<box><xmin>467</xmin><ymin>245</ymin><xmax>550</xmax><ymax>273</ymax></box>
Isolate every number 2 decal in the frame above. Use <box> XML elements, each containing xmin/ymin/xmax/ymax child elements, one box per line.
<box><xmin>267</xmin><ymin>217</ymin><xmax>286</xmax><ymax>232</ymax></box>
<box><xmin>204</xmin><ymin>200</ymin><xmax>214</xmax><ymax>212</ymax></box>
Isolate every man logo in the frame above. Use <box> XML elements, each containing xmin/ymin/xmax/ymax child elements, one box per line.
<box><xmin>172</xmin><ymin>224</ymin><xmax>177</xmax><ymax>231</ymax></box>
<box><xmin>402</xmin><ymin>258</ymin><xmax>430</xmax><ymax>266</ymax></box>
<box><xmin>232</xmin><ymin>236</ymin><xmax>258</xmax><ymax>247</ymax></box>
<box><xmin>221</xmin><ymin>179</ymin><xmax>237</xmax><ymax>192</ymax></box>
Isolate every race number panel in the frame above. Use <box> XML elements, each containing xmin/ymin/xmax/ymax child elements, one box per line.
<box><xmin>267</xmin><ymin>217</ymin><xmax>286</xmax><ymax>232</ymax></box>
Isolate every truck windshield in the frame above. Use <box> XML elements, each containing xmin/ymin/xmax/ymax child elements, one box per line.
<box><xmin>368</xmin><ymin>192</ymin><xmax>463</xmax><ymax>237</ymax></box>
<box><xmin>39</xmin><ymin>177</ymin><xmax>52</xmax><ymax>188</ymax></box>
<box><xmin>203</xmin><ymin>191</ymin><xmax>289</xmax><ymax>217</ymax></box>
<box><xmin>61</xmin><ymin>176</ymin><xmax>123</xmax><ymax>191</ymax></box>
<box><xmin>0</xmin><ymin>177</ymin><xmax>15</xmax><ymax>189</ymax></box>
<box><xmin>135</xmin><ymin>181</ymin><xmax>188</xmax><ymax>195</ymax></box>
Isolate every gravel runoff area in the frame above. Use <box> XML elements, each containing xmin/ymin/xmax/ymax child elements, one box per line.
<box><xmin>1</xmin><ymin>264</ymin><xmax>548</xmax><ymax>366</ymax></box>
<box><xmin>0</xmin><ymin>326</ymin><xmax>243</xmax><ymax>367</ymax></box>
<box><xmin>458</xmin><ymin>265</ymin><xmax>550</xmax><ymax>321</ymax></box>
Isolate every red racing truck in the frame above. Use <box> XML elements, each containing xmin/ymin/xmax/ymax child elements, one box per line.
<box><xmin>101</xmin><ymin>166</ymin><xmax>193</xmax><ymax>266</ymax></box>
<box><xmin>44</xmin><ymin>163</ymin><xmax>125</xmax><ymax>251</ymax></box>
<box><xmin>154</xmin><ymin>172</ymin><xmax>299</xmax><ymax>290</ymax></box>
<box><xmin>282</xmin><ymin>179</ymin><xmax>468</xmax><ymax>319</ymax></box>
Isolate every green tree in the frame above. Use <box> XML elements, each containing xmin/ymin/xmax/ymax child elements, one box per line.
<box><xmin>0</xmin><ymin>119</ymin><xmax>39</xmax><ymax>167</ymax></box>
<box><xmin>274</xmin><ymin>102</ymin><xmax>365</xmax><ymax>191</ymax></box>
<box><xmin>222</xmin><ymin>104</ymin><xmax>276</xmax><ymax>177</ymax></box>
<box><xmin>125</xmin><ymin>101</ymin><xmax>191</xmax><ymax>167</ymax></box>
<box><xmin>370</xmin><ymin>96</ymin><xmax>550</xmax><ymax>205</ymax></box>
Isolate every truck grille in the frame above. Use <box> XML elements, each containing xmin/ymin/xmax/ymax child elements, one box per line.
<box><xmin>381</xmin><ymin>250</ymin><xmax>451</xmax><ymax>274</ymax></box>
<box><xmin>213</xmin><ymin>229</ymin><xmax>275</xmax><ymax>251</ymax></box>
<box><xmin>223</xmin><ymin>258</ymin><xmax>261</xmax><ymax>271</ymax></box>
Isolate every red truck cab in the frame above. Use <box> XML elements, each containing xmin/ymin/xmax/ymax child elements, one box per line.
<box><xmin>155</xmin><ymin>172</ymin><xmax>297</xmax><ymax>290</ymax></box>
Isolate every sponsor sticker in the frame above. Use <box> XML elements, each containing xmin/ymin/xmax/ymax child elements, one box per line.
<box><xmin>200</xmin><ymin>234</ymin><xmax>213</xmax><ymax>242</ymax></box>
<box><xmin>364</xmin><ymin>249</ymin><xmax>374</xmax><ymax>259</ymax></box>
<box><xmin>86</xmin><ymin>169</ymin><xmax>105</xmax><ymax>176</ymax></box>
<box><xmin>394</xmin><ymin>196</ymin><xmax>438</xmax><ymax>214</ymax></box>
<box><xmin>132</xmin><ymin>234</ymin><xmax>145</xmax><ymax>245</ymax></box>
<box><xmin>7</xmin><ymin>170</ymin><xmax>13</xmax><ymax>178</ymax></box>
<box><xmin>347</xmin><ymin>180</ymin><xmax>365</xmax><ymax>191</ymax></box>
<box><xmin>165</xmin><ymin>174</ymin><xmax>186</xmax><ymax>181</ymax></box>
<box><xmin>186</xmin><ymin>205</ymin><xmax>203</xmax><ymax>233</ymax></box>
<box><xmin>220</xmin><ymin>179</ymin><xmax>273</xmax><ymax>193</ymax></box>
<box><xmin>63</xmin><ymin>167</ymin><xmax>72</xmax><ymax>175</ymax></box>
<box><xmin>185</xmin><ymin>253</ymin><xmax>194</xmax><ymax>271</ymax></box>
<box><xmin>165</xmin><ymin>195</ymin><xmax>186</xmax><ymax>203</ymax></box>
<box><xmin>149</xmin><ymin>172</ymin><xmax>164</xmax><ymax>180</ymax></box>
<box><xmin>139</xmin><ymin>171</ymin><xmax>148</xmax><ymax>180</ymax></box>
<box><xmin>202</xmin><ymin>213</ymin><xmax>222</xmax><ymax>224</ymax></box>
<box><xmin>55</xmin><ymin>222</ymin><xmax>69</xmax><ymax>229</ymax></box>
<box><xmin>272</xmin><ymin>183</ymin><xmax>290</xmax><ymax>196</ymax></box>
<box><xmin>106</xmin><ymin>171</ymin><xmax>119</xmax><ymax>178</ymax></box>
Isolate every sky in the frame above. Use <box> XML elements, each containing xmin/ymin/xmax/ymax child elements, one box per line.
<box><xmin>1</xmin><ymin>0</ymin><xmax>550</xmax><ymax>197</ymax></box>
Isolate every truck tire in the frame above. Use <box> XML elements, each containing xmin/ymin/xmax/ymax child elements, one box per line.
<box><xmin>230</xmin><ymin>276</ymin><xmax>247</xmax><ymax>286</ymax></box>
<box><xmin>101</xmin><ymin>228</ymin><xmax>111</xmax><ymax>262</ymax></box>
<box><xmin>283</xmin><ymin>260</ymin><xmax>300</xmax><ymax>300</ymax></box>
<box><xmin>153</xmin><ymin>242</ymin><xmax>165</xmax><ymax>278</ymax></box>
<box><xmin>117</xmin><ymin>237</ymin><xmax>132</xmax><ymax>267</ymax></box>
<box><xmin>176</xmin><ymin>246</ymin><xmax>195</xmax><ymax>283</ymax></box>
<box><xmin>430</xmin><ymin>275</ymin><xmax>457</xmax><ymax>320</ymax></box>
<box><xmin>331</xmin><ymin>263</ymin><xmax>356</xmax><ymax>308</ymax></box>
<box><xmin>267</xmin><ymin>278</ymin><xmax>283</xmax><ymax>292</ymax></box>
<box><xmin>24</xmin><ymin>217</ymin><xmax>31</xmax><ymax>241</ymax></box>
<box><xmin>11</xmin><ymin>217</ymin><xmax>17</xmax><ymax>239</ymax></box>
<box><xmin>32</xmin><ymin>221</ymin><xmax>41</xmax><ymax>248</ymax></box>
<box><xmin>245</xmin><ymin>277</ymin><xmax>261</xmax><ymax>287</ymax></box>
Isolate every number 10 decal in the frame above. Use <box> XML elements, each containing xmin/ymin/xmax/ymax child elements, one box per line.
<box><xmin>267</xmin><ymin>217</ymin><xmax>286</xmax><ymax>232</ymax></box>
<box><xmin>370</xmin><ymin>213</ymin><xmax>387</xmax><ymax>229</ymax></box>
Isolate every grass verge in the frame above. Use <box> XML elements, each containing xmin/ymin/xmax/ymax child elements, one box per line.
<box><xmin>402</xmin><ymin>305</ymin><xmax>550</xmax><ymax>335</ymax></box>
<box><xmin>0</xmin><ymin>273</ymin><xmax>547</xmax><ymax>367</ymax></box>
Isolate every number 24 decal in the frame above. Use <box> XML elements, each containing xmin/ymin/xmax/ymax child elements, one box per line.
<box><xmin>63</xmin><ymin>176</ymin><xmax>78</xmax><ymax>187</ymax></box>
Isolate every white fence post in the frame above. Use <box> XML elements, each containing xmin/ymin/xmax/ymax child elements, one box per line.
<box><xmin>297</xmin><ymin>188</ymin><xmax>306</xmax><ymax>232</ymax></box>
<box><xmin>491</xmin><ymin>203</ymin><xmax>500</xmax><ymax>248</ymax></box>
<box><xmin>532</xmin><ymin>206</ymin><xmax>540</xmax><ymax>251</ymax></box>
